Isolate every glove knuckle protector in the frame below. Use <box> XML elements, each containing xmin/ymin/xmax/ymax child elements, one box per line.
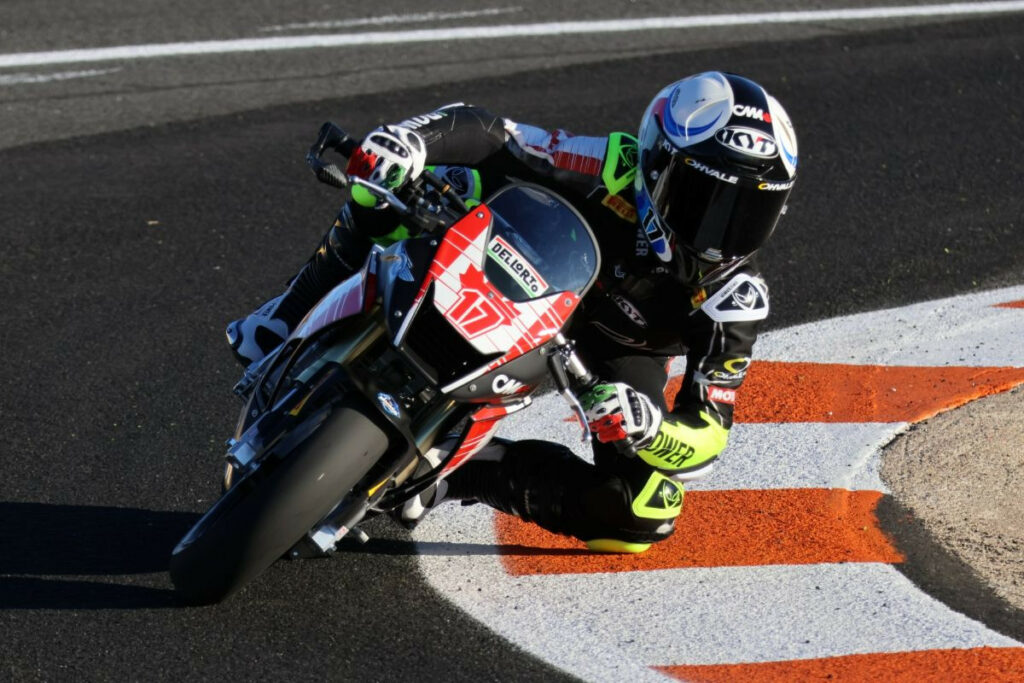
<box><xmin>346</xmin><ymin>124</ymin><xmax>427</xmax><ymax>191</ymax></box>
<box><xmin>582</xmin><ymin>382</ymin><xmax>661</xmax><ymax>446</ymax></box>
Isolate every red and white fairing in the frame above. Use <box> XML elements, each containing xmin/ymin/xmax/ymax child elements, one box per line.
<box><xmin>290</xmin><ymin>251</ymin><xmax>377</xmax><ymax>342</ymax></box>
<box><xmin>402</xmin><ymin>205</ymin><xmax>580</xmax><ymax>392</ymax></box>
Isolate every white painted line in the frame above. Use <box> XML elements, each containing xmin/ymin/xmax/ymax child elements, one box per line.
<box><xmin>260</xmin><ymin>8</ymin><xmax>522</xmax><ymax>33</ymax></box>
<box><xmin>415</xmin><ymin>505</ymin><xmax>1020</xmax><ymax>680</ymax></box>
<box><xmin>756</xmin><ymin>283</ymin><xmax>1024</xmax><ymax>366</ymax></box>
<box><xmin>3</xmin><ymin>2</ymin><xmax>1024</xmax><ymax>69</ymax></box>
<box><xmin>0</xmin><ymin>68</ymin><xmax>120</xmax><ymax>86</ymax></box>
<box><xmin>711</xmin><ymin>422</ymin><xmax>899</xmax><ymax>492</ymax></box>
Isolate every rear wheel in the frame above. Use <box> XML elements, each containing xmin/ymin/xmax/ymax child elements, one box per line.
<box><xmin>169</xmin><ymin>403</ymin><xmax>389</xmax><ymax>605</ymax></box>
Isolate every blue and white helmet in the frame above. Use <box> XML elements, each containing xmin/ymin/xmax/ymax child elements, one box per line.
<box><xmin>635</xmin><ymin>72</ymin><xmax>798</xmax><ymax>284</ymax></box>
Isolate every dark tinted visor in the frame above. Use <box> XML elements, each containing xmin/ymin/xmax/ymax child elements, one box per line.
<box><xmin>648</xmin><ymin>155</ymin><xmax>790</xmax><ymax>261</ymax></box>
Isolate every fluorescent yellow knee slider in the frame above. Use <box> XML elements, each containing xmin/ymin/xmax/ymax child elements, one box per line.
<box><xmin>585</xmin><ymin>539</ymin><xmax>652</xmax><ymax>554</ymax></box>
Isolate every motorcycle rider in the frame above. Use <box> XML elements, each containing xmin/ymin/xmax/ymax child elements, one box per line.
<box><xmin>227</xmin><ymin>71</ymin><xmax>797</xmax><ymax>553</ymax></box>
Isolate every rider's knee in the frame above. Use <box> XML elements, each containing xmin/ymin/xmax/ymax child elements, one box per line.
<box><xmin>577</xmin><ymin>471</ymin><xmax>685</xmax><ymax>553</ymax></box>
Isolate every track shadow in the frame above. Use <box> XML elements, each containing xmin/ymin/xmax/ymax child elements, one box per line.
<box><xmin>345</xmin><ymin>537</ymin><xmax>594</xmax><ymax>558</ymax></box>
<box><xmin>0</xmin><ymin>502</ymin><xmax>199</xmax><ymax>609</ymax></box>
<box><xmin>0</xmin><ymin>576</ymin><xmax>180</xmax><ymax>610</ymax></box>
<box><xmin>876</xmin><ymin>494</ymin><xmax>1024</xmax><ymax>643</ymax></box>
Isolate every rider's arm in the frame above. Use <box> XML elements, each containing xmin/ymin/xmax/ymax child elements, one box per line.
<box><xmin>395</xmin><ymin>103</ymin><xmax>509</xmax><ymax>163</ymax></box>
<box><xmin>679</xmin><ymin>269</ymin><xmax>769</xmax><ymax>428</ymax></box>
<box><xmin>613</xmin><ymin>269</ymin><xmax>768</xmax><ymax>478</ymax></box>
<box><xmin>635</xmin><ymin>269</ymin><xmax>769</xmax><ymax>476</ymax></box>
<box><xmin>343</xmin><ymin>104</ymin><xmax>510</xmax><ymax>241</ymax></box>
<box><xmin>346</xmin><ymin>103</ymin><xmax>624</xmax><ymax>231</ymax></box>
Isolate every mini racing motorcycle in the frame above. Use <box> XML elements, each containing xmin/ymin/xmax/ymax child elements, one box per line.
<box><xmin>169</xmin><ymin>123</ymin><xmax>603</xmax><ymax>604</ymax></box>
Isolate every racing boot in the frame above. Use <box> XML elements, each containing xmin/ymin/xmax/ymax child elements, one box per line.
<box><xmin>395</xmin><ymin>438</ymin><xmax>456</xmax><ymax>529</ymax></box>
<box><xmin>226</xmin><ymin>213</ymin><xmax>371</xmax><ymax>366</ymax></box>
<box><xmin>442</xmin><ymin>438</ymin><xmax>684</xmax><ymax>551</ymax></box>
<box><xmin>395</xmin><ymin>434</ymin><xmax>518</xmax><ymax>530</ymax></box>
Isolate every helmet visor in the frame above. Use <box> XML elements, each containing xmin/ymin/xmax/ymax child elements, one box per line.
<box><xmin>647</xmin><ymin>153</ymin><xmax>790</xmax><ymax>262</ymax></box>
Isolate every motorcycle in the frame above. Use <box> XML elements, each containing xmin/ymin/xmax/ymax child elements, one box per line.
<box><xmin>169</xmin><ymin>122</ymin><xmax>603</xmax><ymax>604</ymax></box>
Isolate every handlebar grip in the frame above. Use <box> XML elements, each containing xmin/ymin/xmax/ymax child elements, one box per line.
<box><xmin>308</xmin><ymin>122</ymin><xmax>356</xmax><ymax>165</ymax></box>
<box><xmin>616</xmin><ymin>439</ymin><xmax>639</xmax><ymax>458</ymax></box>
<box><xmin>314</xmin><ymin>162</ymin><xmax>348</xmax><ymax>189</ymax></box>
<box><xmin>307</xmin><ymin>122</ymin><xmax>358</xmax><ymax>189</ymax></box>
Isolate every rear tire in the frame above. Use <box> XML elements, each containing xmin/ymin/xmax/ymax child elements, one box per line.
<box><xmin>169</xmin><ymin>403</ymin><xmax>389</xmax><ymax>605</ymax></box>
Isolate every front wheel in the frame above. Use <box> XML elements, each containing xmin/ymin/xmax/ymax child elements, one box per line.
<box><xmin>169</xmin><ymin>403</ymin><xmax>390</xmax><ymax>605</ymax></box>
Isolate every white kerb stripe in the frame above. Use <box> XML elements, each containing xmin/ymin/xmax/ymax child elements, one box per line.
<box><xmin>2</xmin><ymin>2</ymin><xmax>1024</xmax><ymax>68</ymax></box>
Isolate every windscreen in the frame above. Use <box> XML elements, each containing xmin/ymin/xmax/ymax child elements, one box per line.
<box><xmin>483</xmin><ymin>185</ymin><xmax>600</xmax><ymax>303</ymax></box>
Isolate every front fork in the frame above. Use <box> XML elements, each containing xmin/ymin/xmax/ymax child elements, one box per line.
<box><xmin>288</xmin><ymin>333</ymin><xmax>596</xmax><ymax>557</ymax></box>
<box><xmin>289</xmin><ymin>394</ymin><xmax>467</xmax><ymax>557</ymax></box>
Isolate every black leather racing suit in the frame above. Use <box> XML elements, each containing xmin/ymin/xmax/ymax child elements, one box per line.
<box><xmin>334</xmin><ymin>105</ymin><xmax>769</xmax><ymax>546</ymax></box>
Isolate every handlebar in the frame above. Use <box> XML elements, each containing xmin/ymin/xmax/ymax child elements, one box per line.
<box><xmin>305</xmin><ymin>122</ymin><xmax>630</xmax><ymax>453</ymax></box>
<box><xmin>306</xmin><ymin>122</ymin><xmax>357</xmax><ymax>189</ymax></box>
<box><xmin>546</xmin><ymin>334</ymin><xmax>637</xmax><ymax>456</ymax></box>
<box><xmin>305</xmin><ymin>121</ymin><xmax>471</xmax><ymax>233</ymax></box>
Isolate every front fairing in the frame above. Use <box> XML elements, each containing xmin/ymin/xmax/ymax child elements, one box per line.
<box><xmin>378</xmin><ymin>237</ymin><xmax>439</xmax><ymax>341</ymax></box>
<box><xmin>241</xmin><ymin>183</ymin><xmax>600</xmax><ymax>430</ymax></box>
<box><xmin>394</xmin><ymin>183</ymin><xmax>601</xmax><ymax>397</ymax></box>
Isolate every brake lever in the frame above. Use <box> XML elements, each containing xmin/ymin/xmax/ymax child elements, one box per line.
<box><xmin>546</xmin><ymin>334</ymin><xmax>640</xmax><ymax>456</ymax></box>
<box><xmin>545</xmin><ymin>334</ymin><xmax>595</xmax><ymax>444</ymax></box>
<box><xmin>347</xmin><ymin>177</ymin><xmax>410</xmax><ymax>214</ymax></box>
<box><xmin>307</xmin><ymin>122</ymin><xmax>358</xmax><ymax>189</ymax></box>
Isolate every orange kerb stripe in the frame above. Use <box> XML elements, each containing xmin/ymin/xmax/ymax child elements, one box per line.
<box><xmin>664</xmin><ymin>362</ymin><xmax>1024</xmax><ymax>423</ymax></box>
<box><xmin>995</xmin><ymin>299</ymin><xmax>1024</xmax><ymax>308</ymax></box>
<box><xmin>497</xmin><ymin>488</ymin><xmax>903</xmax><ymax>575</ymax></box>
<box><xmin>656</xmin><ymin>647</ymin><xmax>1024</xmax><ymax>682</ymax></box>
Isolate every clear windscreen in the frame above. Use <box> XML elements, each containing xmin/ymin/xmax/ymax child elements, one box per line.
<box><xmin>483</xmin><ymin>185</ymin><xmax>600</xmax><ymax>303</ymax></box>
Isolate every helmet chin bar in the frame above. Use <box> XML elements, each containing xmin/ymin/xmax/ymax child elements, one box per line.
<box><xmin>676</xmin><ymin>245</ymin><xmax>753</xmax><ymax>287</ymax></box>
<box><xmin>696</xmin><ymin>253</ymin><xmax>753</xmax><ymax>287</ymax></box>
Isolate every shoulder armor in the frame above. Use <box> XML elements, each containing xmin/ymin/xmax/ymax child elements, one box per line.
<box><xmin>701</xmin><ymin>272</ymin><xmax>769</xmax><ymax>323</ymax></box>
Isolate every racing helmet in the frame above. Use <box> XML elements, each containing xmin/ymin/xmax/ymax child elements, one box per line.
<box><xmin>635</xmin><ymin>72</ymin><xmax>798</xmax><ymax>284</ymax></box>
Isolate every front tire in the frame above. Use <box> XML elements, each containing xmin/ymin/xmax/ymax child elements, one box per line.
<box><xmin>169</xmin><ymin>403</ymin><xmax>389</xmax><ymax>605</ymax></box>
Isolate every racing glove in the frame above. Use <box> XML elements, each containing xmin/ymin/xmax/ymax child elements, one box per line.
<box><xmin>346</xmin><ymin>124</ymin><xmax>427</xmax><ymax>205</ymax></box>
<box><xmin>580</xmin><ymin>382</ymin><xmax>662</xmax><ymax>448</ymax></box>
<box><xmin>581</xmin><ymin>382</ymin><xmax>729</xmax><ymax>477</ymax></box>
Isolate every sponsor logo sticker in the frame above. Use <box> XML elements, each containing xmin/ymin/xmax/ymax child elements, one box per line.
<box><xmin>701</xmin><ymin>273</ymin><xmax>769</xmax><ymax>323</ymax></box>
<box><xmin>715</xmin><ymin>126</ymin><xmax>778</xmax><ymax>158</ymax></box>
<box><xmin>398</xmin><ymin>110</ymin><xmax>449</xmax><ymax>130</ymax></box>
<box><xmin>487</xmin><ymin>235</ymin><xmax>549</xmax><ymax>297</ymax></box>
<box><xmin>641</xmin><ymin>208</ymin><xmax>673</xmax><ymax>261</ymax></box>
<box><xmin>612</xmin><ymin>294</ymin><xmax>648</xmax><ymax>328</ymax></box>
<box><xmin>684</xmin><ymin>157</ymin><xmax>738</xmax><ymax>184</ymax></box>
<box><xmin>601</xmin><ymin>193</ymin><xmax>637</xmax><ymax>222</ymax></box>
<box><xmin>708</xmin><ymin>357</ymin><xmax>752</xmax><ymax>383</ymax></box>
<box><xmin>690</xmin><ymin>288</ymin><xmax>708</xmax><ymax>309</ymax></box>
<box><xmin>492</xmin><ymin>374</ymin><xmax>526</xmax><ymax>395</ymax></box>
<box><xmin>758</xmin><ymin>180</ymin><xmax>795</xmax><ymax>192</ymax></box>
<box><xmin>732</xmin><ymin>104</ymin><xmax>772</xmax><ymax>122</ymax></box>
<box><xmin>376</xmin><ymin>392</ymin><xmax>401</xmax><ymax>418</ymax></box>
<box><xmin>708</xmin><ymin>385</ymin><xmax>737</xmax><ymax>404</ymax></box>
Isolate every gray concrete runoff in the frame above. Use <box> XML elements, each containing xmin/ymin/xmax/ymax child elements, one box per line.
<box><xmin>881</xmin><ymin>386</ymin><xmax>1024</xmax><ymax>640</ymax></box>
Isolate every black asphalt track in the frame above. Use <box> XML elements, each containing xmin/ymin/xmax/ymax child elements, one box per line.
<box><xmin>2</xmin><ymin>13</ymin><xmax>1023</xmax><ymax>682</ymax></box>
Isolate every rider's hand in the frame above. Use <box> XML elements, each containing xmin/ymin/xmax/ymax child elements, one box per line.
<box><xmin>580</xmin><ymin>382</ymin><xmax>662</xmax><ymax>447</ymax></box>
<box><xmin>346</xmin><ymin>124</ymin><xmax>427</xmax><ymax>191</ymax></box>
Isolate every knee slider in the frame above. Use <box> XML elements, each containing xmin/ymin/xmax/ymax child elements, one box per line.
<box><xmin>575</xmin><ymin>470</ymin><xmax>684</xmax><ymax>548</ymax></box>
